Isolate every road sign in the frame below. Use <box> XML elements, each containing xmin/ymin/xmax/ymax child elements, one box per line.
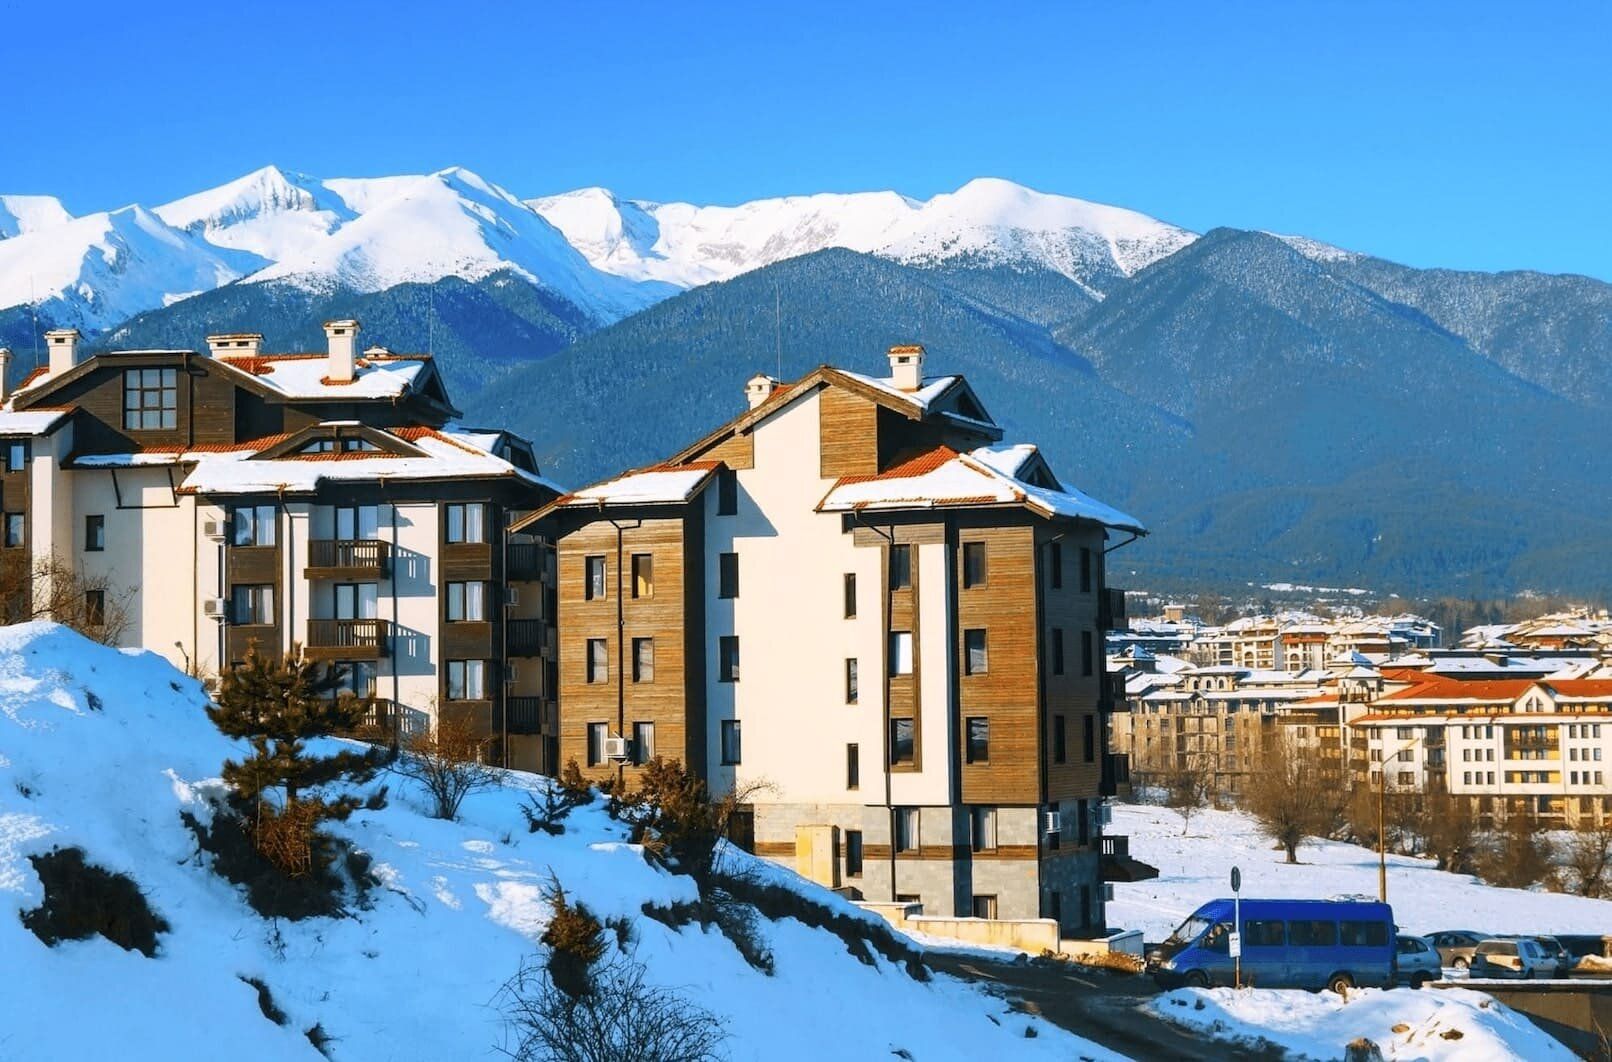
<box><xmin>1231</xmin><ymin>866</ymin><xmax>1242</xmax><ymax>892</ymax></box>
<box><xmin>1229</xmin><ymin>931</ymin><xmax>1242</xmax><ymax>959</ymax></box>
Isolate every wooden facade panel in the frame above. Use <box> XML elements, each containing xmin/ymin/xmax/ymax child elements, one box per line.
<box><xmin>956</xmin><ymin>524</ymin><xmax>1042</xmax><ymax>805</ymax></box>
<box><xmin>1039</xmin><ymin>524</ymin><xmax>1106</xmax><ymax>801</ymax></box>
<box><xmin>818</xmin><ymin>387</ymin><xmax>879</xmax><ymax>479</ymax></box>
<box><xmin>696</xmin><ymin>432</ymin><xmax>754</xmax><ymax>471</ymax></box>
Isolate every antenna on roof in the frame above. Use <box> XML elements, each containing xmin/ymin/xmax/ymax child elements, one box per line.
<box><xmin>28</xmin><ymin>275</ymin><xmax>39</xmax><ymax>373</ymax></box>
<box><xmin>774</xmin><ymin>281</ymin><xmax>782</xmax><ymax>379</ymax></box>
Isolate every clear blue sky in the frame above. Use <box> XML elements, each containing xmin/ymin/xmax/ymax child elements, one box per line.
<box><xmin>4</xmin><ymin>0</ymin><xmax>1608</xmax><ymax>278</ymax></box>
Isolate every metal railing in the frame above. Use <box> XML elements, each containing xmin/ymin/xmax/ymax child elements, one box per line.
<box><xmin>1101</xmin><ymin>835</ymin><xmax>1130</xmax><ymax>857</ymax></box>
<box><xmin>507</xmin><ymin>696</ymin><xmax>545</xmax><ymax>735</ymax></box>
<box><xmin>307</xmin><ymin>618</ymin><xmax>390</xmax><ymax>655</ymax></box>
<box><xmin>507</xmin><ymin>618</ymin><xmax>546</xmax><ymax>658</ymax></box>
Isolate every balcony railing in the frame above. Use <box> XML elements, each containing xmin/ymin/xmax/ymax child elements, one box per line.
<box><xmin>506</xmin><ymin>696</ymin><xmax>551</xmax><ymax>735</ymax></box>
<box><xmin>1101</xmin><ymin>835</ymin><xmax>1130</xmax><ymax>858</ymax></box>
<box><xmin>306</xmin><ymin>538</ymin><xmax>390</xmax><ymax>576</ymax></box>
<box><xmin>337</xmin><ymin>699</ymin><xmax>428</xmax><ymax>743</ymax></box>
<box><xmin>508</xmin><ymin>541</ymin><xmax>545</xmax><ymax>582</ymax></box>
<box><xmin>306</xmin><ymin>618</ymin><xmax>390</xmax><ymax>658</ymax></box>
<box><xmin>507</xmin><ymin>618</ymin><xmax>548</xmax><ymax>658</ymax></box>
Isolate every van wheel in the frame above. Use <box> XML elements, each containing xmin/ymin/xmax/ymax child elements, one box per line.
<box><xmin>1326</xmin><ymin>972</ymin><xmax>1354</xmax><ymax>995</ymax></box>
<box><xmin>1183</xmin><ymin>970</ymin><xmax>1209</xmax><ymax>989</ymax></box>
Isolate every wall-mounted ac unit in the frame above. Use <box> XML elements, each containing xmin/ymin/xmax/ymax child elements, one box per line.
<box><xmin>202</xmin><ymin>519</ymin><xmax>227</xmax><ymax>540</ymax></box>
<box><xmin>604</xmin><ymin>735</ymin><xmax>631</xmax><ymax>761</ymax></box>
<box><xmin>1093</xmin><ymin>802</ymin><xmax>1112</xmax><ymax>827</ymax></box>
<box><xmin>202</xmin><ymin>597</ymin><xmax>229</xmax><ymax>621</ymax></box>
<box><xmin>1043</xmin><ymin>809</ymin><xmax>1062</xmax><ymax>835</ymax></box>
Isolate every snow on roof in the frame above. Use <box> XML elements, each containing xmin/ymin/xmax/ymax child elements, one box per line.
<box><xmin>549</xmin><ymin>462</ymin><xmax>720</xmax><ymax>510</ymax></box>
<box><xmin>0</xmin><ymin>407</ymin><xmax>70</xmax><ymax>436</ymax></box>
<box><xmin>838</xmin><ymin>370</ymin><xmax>960</xmax><ymax>412</ymax></box>
<box><xmin>215</xmin><ymin>352</ymin><xmax>431</xmax><ymax>400</ymax></box>
<box><xmin>815</xmin><ymin>443</ymin><xmax>1145</xmax><ymax>532</ymax></box>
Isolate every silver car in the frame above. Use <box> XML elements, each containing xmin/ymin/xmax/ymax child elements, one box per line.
<box><xmin>1470</xmin><ymin>937</ymin><xmax>1554</xmax><ymax>980</ymax></box>
<box><xmin>1395</xmin><ymin>934</ymin><xmax>1442</xmax><ymax>987</ymax></box>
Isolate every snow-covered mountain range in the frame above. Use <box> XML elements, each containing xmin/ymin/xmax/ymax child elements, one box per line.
<box><xmin>0</xmin><ymin>166</ymin><xmax>1197</xmax><ymax>331</ymax></box>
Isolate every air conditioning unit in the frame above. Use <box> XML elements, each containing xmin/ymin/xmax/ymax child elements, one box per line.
<box><xmin>202</xmin><ymin>519</ymin><xmax>227</xmax><ymax>540</ymax></box>
<box><xmin>604</xmin><ymin>735</ymin><xmax>631</xmax><ymax>762</ymax></box>
<box><xmin>202</xmin><ymin>597</ymin><xmax>229</xmax><ymax>621</ymax></box>
<box><xmin>1043</xmin><ymin>809</ymin><xmax>1062</xmax><ymax>835</ymax></box>
<box><xmin>1093</xmin><ymin>802</ymin><xmax>1112</xmax><ymax>827</ymax></box>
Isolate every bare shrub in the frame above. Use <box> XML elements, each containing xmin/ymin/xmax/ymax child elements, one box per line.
<box><xmin>391</xmin><ymin>711</ymin><xmax>501</xmax><ymax>820</ymax></box>
<box><xmin>1156</xmin><ymin>752</ymin><xmax>1216</xmax><ymax>835</ymax></box>
<box><xmin>20</xmin><ymin>847</ymin><xmax>169</xmax><ymax>955</ymax></box>
<box><xmin>1477</xmin><ymin>814</ymin><xmax>1552</xmax><ymax>889</ymax></box>
<box><xmin>0</xmin><ymin>550</ymin><xmax>132</xmax><ymax>644</ymax></box>
<box><xmin>1243</xmin><ymin>735</ymin><xmax>1338</xmax><ymax>863</ymax></box>
<box><xmin>1560</xmin><ymin>817</ymin><xmax>1612</xmax><ymax>898</ymax></box>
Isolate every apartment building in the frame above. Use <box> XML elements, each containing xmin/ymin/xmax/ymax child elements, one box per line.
<box><xmin>513</xmin><ymin>345</ymin><xmax>1150</xmax><ymax>935</ymax></box>
<box><xmin>0</xmin><ymin>322</ymin><xmax>558</xmax><ymax>766</ymax></box>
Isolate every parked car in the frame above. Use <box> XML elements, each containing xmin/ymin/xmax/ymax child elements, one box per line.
<box><xmin>1147</xmin><ymin>898</ymin><xmax>1395</xmax><ymax>993</ymax></box>
<box><xmin>1470</xmin><ymin>938</ymin><xmax>1554</xmax><ymax>979</ymax></box>
<box><xmin>1427</xmin><ymin>929</ymin><xmax>1485</xmax><ymax>970</ymax></box>
<box><xmin>1395</xmin><ymin>934</ymin><xmax>1442</xmax><ymax>987</ymax></box>
<box><xmin>1527</xmin><ymin>935</ymin><xmax>1574</xmax><ymax>978</ymax></box>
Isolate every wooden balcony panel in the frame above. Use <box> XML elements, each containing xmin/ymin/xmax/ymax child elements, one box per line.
<box><xmin>305</xmin><ymin>538</ymin><xmax>391</xmax><ymax>579</ymax></box>
<box><xmin>305</xmin><ymin>618</ymin><xmax>390</xmax><ymax>659</ymax></box>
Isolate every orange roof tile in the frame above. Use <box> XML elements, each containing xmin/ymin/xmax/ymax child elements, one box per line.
<box><xmin>834</xmin><ymin>445</ymin><xmax>961</xmax><ymax>486</ymax></box>
<box><xmin>1380</xmin><ymin>676</ymin><xmax>1536</xmax><ymax>702</ymax></box>
<box><xmin>1545</xmin><ymin>680</ymin><xmax>1612</xmax><ymax>699</ymax></box>
<box><xmin>15</xmin><ymin>366</ymin><xmax>49</xmax><ymax>389</ymax></box>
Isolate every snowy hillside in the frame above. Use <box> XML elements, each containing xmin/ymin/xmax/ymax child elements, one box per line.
<box><xmin>0</xmin><ymin>623</ymin><xmax>1116</xmax><ymax>1062</ymax></box>
<box><xmin>0</xmin><ymin>194</ymin><xmax>72</xmax><ymax>240</ymax></box>
<box><xmin>1108</xmin><ymin>802</ymin><xmax>1612</xmax><ymax>941</ymax></box>
<box><xmin>528</xmin><ymin>177</ymin><xmax>1197</xmax><ymax>294</ymax></box>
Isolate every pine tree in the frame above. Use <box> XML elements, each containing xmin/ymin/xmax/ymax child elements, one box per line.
<box><xmin>206</xmin><ymin>645</ymin><xmax>374</xmax><ymax>876</ymax></box>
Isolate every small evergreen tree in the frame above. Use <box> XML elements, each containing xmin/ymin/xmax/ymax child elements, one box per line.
<box><xmin>207</xmin><ymin>645</ymin><xmax>375</xmax><ymax>877</ymax></box>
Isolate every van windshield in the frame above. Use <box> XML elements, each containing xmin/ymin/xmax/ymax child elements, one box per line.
<box><xmin>1165</xmin><ymin>915</ymin><xmax>1214</xmax><ymax>946</ymax></box>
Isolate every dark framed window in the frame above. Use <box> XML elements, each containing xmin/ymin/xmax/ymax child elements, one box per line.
<box><xmin>964</xmin><ymin>628</ymin><xmax>988</xmax><ymax>675</ymax></box>
<box><xmin>971</xmin><ymin>895</ymin><xmax>998</xmax><ymax>919</ymax></box>
<box><xmin>1053</xmin><ymin>628</ymin><xmax>1065</xmax><ymax>675</ymax></box>
<box><xmin>84</xmin><ymin>590</ymin><xmax>105</xmax><ymax>627</ymax></box>
<box><xmin>3</xmin><ymin>513</ymin><xmax>21</xmax><ymax>548</ymax></box>
<box><xmin>335</xmin><ymin>504</ymin><xmax>380</xmax><ymax>540</ymax></box>
<box><xmin>718</xmin><ymin>552</ymin><xmax>739</xmax><ymax>598</ymax></box>
<box><xmin>585</xmin><ymin>555</ymin><xmax>606</xmax><ymax>600</ymax></box>
<box><xmin>720</xmin><ymin>719</ymin><xmax>742</xmax><ymax>765</ymax></box>
<box><xmin>1083</xmin><ymin>714</ymin><xmax>1096</xmax><ymax>762</ymax></box>
<box><xmin>962</xmin><ymin>541</ymin><xmax>987</xmax><ymax>588</ymax></box>
<box><xmin>970</xmin><ymin>806</ymin><xmax>997</xmax><ymax>852</ymax></box>
<box><xmin>1054</xmin><ymin>714</ymin><xmax>1068</xmax><ymax>764</ymax></box>
<box><xmin>445</xmin><ymin>581</ymin><xmax>486</xmax><ymax>622</ymax></box>
<box><xmin>632</xmin><ymin>637</ymin><xmax>654</xmax><ymax>683</ymax></box>
<box><xmin>1081</xmin><ymin>630</ymin><xmax>1094</xmax><ymax>676</ymax></box>
<box><xmin>1079</xmin><ymin>546</ymin><xmax>1093</xmax><ymax>593</ymax></box>
<box><xmin>716</xmin><ymin>469</ymin><xmax>737</xmax><ymax>515</ymax></box>
<box><xmin>85</xmin><ymin>514</ymin><xmax>105</xmax><ymax>552</ymax></box>
<box><xmin>845</xmin><ymin>658</ymin><xmax>858</xmax><ymax>704</ymax></box>
<box><xmin>633</xmin><ymin>721</ymin><xmax>656</xmax><ymax>764</ymax></box>
<box><xmin>6</xmin><ymin>441</ymin><xmax>28</xmax><ymax>472</ymax></box>
<box><xmin>444</xmin><ymin>502</ymin><xmax>486</xmax><ymax>543</ymax></box>
<box><xmin>446</xmin><ymin>659</ymin><xmax>486</xmax><ymax>700</ymax></box>
<box><xmin>894</xmin><ymin>807</ymin><xmax>919</xmax><ymax>853</ymax></box>
<box><xmin>845</xmin><ymin>830</ymin><xmax>864</xmax><ymax>877</ymax></box>
<box><xmin>334</xmin><ymin>661</ymin><xmax>377</xmax><ymax>699</ymax></box>
<box><xmin>586</xmin><ymin>638</ymin><xmax>608</xmax><ymax>683</ymax></box>
<box><xmin>889</xmin><ymin>544</ymin><xmax>911</xmax><ymax>590</ymax></box>
<box><xmin>1047</xmin><ymin>541</ymin><xmax>1063</xmax><ymax>589</ymax></box>
<box><xmin>890</xmin><ymin>717</ymin><xmax>915</xmax><ymax>765</ymax></box>
<box><xmin>123</xmin><ymin>367</ymin><xmax>177</xmax><ymax>431</ymax></box>
<box><xmin>632</xmin><ymin>554</ymin><xmax>653</xmax><ymax>598</ymax></box>
<box><xmin>1340</xmin><ymin>920</ymin><xmax>1388</xmax><ymax>947</ymax></box>
<box><xmin>231</xmin><ymin>584</ymin><xmax>275</xmax><ymax>625</ymax></box>
<box><xmin>719</xmin><ymin>635</ymin><xmax>740</xmax><ymax>682</ymax></box>
<box><xmin>843</xmin><ymin>572</ymin><xmax>857</xmax><ymax>618</ymax></box>
<box><xmin>1288</xmin><ymin>920</ymin><xmax>1338</xmax><ymax>947</ymax></box>
<box><xmin>231</xmin><ymin>504</ymin><xmax>276</xmax><ymax>547</ymax></box>
<box><xmin>846</xmin><ymin>743</ymin><xmax>860</xmax><ymax>790</ymax></box>
<box><xmin>1244</xmin><ymin>920</ymin><xmax>1286</xmax><ymax>948</ymax></box>
<box><xmin>966</xmin><ymin>716</ymin><xmax>990</xmax><ymax>763</ymax></box>
<box><xmin>587</xmin><ymin>722</ymin><xmax>607</xmax><ymax>766</ymax></box>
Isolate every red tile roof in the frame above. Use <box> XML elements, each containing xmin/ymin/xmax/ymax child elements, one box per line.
<box><xmin>1380</xmin><ymin>676</ymin><xmax>1536</xmax><ymax>702</ymax></box>
<box><xmin>834</xmin><ymin>445</ymin><xmax>961</xmax><ymax>486</ymax></box>
<box><xmin>15</xmin><ymin>366</ymin><xmax>49</xmax><ymax>389</ymax></box>
<box><xmin>1544</xmin><ymin>680</ymin><xmax>1612</xmax><ymax>699</ymax></box>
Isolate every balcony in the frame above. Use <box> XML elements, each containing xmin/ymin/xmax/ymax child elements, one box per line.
<box><xmin>507</xmin><ymin>618</ymin><xmax>550</xmax><ymax>658</ymax></box>
<box><xmin>1100</xmin><ymin>751</ymin><xmax>1132</xmax><ymax>797</ymax></box>
<box><xmin>507</xmin><ymin>541</ymin><xmax>546</xmax><ymax>582</ymax></box>
<box><xmin>305</xmin><ymin>618</ymin><xmax>390</xmax><ymax>659</ymax></box>
<box><xmin>1100</xmin><ymin>586</ymin><xmax>1128</xmax><ymax>631</ymax></box>
<box><xmin>506</xmin><ymin>696</ymin><xmax>555</xmax><ymax>736</ymax></box>
<box><xmin>1099</xmin><ymin>833</ymin><xmax>1159</xmax><ymax>882</ymax></box>
<box><xmin>337</xmin><ymin>699</ymin><xmax>428</xmax><ymax>743</ymax></box>
<box><xmin>305</xmin><ymin>539</ymin><xmax>390</xmax><ymax>579</ymax></box>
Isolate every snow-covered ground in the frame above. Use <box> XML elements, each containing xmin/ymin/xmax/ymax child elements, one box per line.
<box><xmin>1151</xmin><ymin>986</ymin><xmax>1573</xmax><ymax>1061</ymax></box>
<box><xmin>0</xmin><ymin>623</ymin><xmax>1119</xmax><ymax>1061</ymax></box>
<box><xmin>1109</xmin><ymin>802</ymin><xmax>1612</xmax><ymax>940</ymax></box>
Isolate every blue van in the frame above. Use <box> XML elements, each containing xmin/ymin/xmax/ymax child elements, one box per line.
<box><xmin>1147</xmin><ymin>899</ymin><xmax>1395</xmax><ymax>993</ymax></box>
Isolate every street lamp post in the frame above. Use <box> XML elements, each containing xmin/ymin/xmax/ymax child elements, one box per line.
<box><xmin>1377</xmin><ymin>735</ymin><xmax>1422</xmax><ymax>902</ymax></box>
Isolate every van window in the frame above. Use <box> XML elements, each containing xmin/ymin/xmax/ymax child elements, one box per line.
<box><xmin>1199</xmin><ymin>922</ymin><xmax>1232</xmax><ymax>953</ymax></box>
<box><xmin>1340</xmin><ymin>921</ymin><xmax>1388</xmax><ymax>947</ymax></box>
<box><xmin>1243</xmin><ymin>920</ymin><xmax>1285</xmax><ymax>947</ymax></box>
<box><xmin>1287</xmin><ymin>920</ymin><xmax>1338</xmax><ymax>947</ymax></box>
<box><xmin>1166</xmin><ymin>915</ymin><xmax>1214</xmax><ymax>946</ymax></box>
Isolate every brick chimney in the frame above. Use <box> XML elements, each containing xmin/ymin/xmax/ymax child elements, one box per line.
<box><xmin>205</xmin><ymin>332</ymin><xmax>263</xmax><ymax>359</ymax></box>
<box><xmin>887</xmin><ymin>344</ymin><xmax>925</xmax><ymax>391</ymax></box>
<box><xmin>45</xmin><ymin>329</ymin><xmax>80</xmax><ymax>377</ymax></box>
<box><xmin>322</xmin><ymin>319</ymin><xmax>360</xmax><ymax>383</ymax></box>
<box><xmin>744</xmin><ymin>373</ymin><xmax>777</xmax><ymax>410</ymax></box>
<box><xmin>0</xmin><ymin>348</ymin><xmax>10</xmax><ymax>404</ymax></box>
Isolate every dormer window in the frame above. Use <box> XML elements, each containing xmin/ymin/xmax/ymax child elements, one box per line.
<box><xmin>123</xmin><ymin>368</ymin><xmax>177</xmax><ymax>431</ymax></box>
<box><xmin>300</xmin><ymin>437</ymin><xmax>380</xmax><ymax>455</ymax></box>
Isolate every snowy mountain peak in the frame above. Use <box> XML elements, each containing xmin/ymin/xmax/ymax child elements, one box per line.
<box><xmin>0</xmin><ymin>194</ymin><xmax>73</xmax><ymax>240</ymax></box>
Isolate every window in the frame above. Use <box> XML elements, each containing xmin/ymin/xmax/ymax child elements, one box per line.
<box><xmin>587</xmin><ymin>723</ymin><xmax>607</xmax><ymax>767</ymax></box>
<box><xmin>716</xmin><ymin>469</ymin><xmax>737</xmax><ymax>515</ymax></box>
<box><xmin>1287</xmin><ymin>920</ymin><xmax>1338</xmax><ymax>947</ymax></box>
<box><xmin>1083</xmin><ymin>714</ymin><xmax>1096</xmax><ymax>762</ymax></box>
<box><xmin>122</xmin><ymin>367</ymin><xmax>177</xmax><ymax>431</ymax></box>
<box><xmin>444</xmin><ymin>502</ymin><xmax>486</xmax><ymax>544</ymax></box>
<box><xmin>632</xmin><ymin>637</ymin><xmax>654</xmax><ymax>683</ymax></box>
<box><xmin>890</xmin><ymin>717</ymin><xmax>915</xmax><ymax>765</ymax></box>
<box><xmin>6</xmin><ymin>441</ymin><xmax>27</xmax><ymax>472</ymax></box>
<box><xmin>445</xmin><ymin>581</ymin><xmax>486</xmax><ymax>622</ymax></box>
<box><xmin>720</xmin><ymin>720</ymin><xmax>741</xmax><ymax>765</ymax></box>
<box><xmin>971</xmin><ymin>895</ymin><xmax>998</xmax><ymax>920</ymax></box>
<box><xmin>1079</xmin><ymin>546</ymin><xmax>1092</xmax><ymax>593</ymax></box>
<box><xmin>966</xmin><ymin>716</ymin><xmax>990</xmax><ymax>763</ymax></box>
<box><xmin>632</xmin><ymin>554</ymin><xmax>654</xmax><ymax>598</ymax></box>
<box><xmin>970</xmin><ymin>806</ymin><xmax>997</xmax><ymax>852</ymax></box>
<box><xmin>446</xmin><ymin>660</ymin><xmax>486</xmax><ymax>700</ymax></box>
<box><xmin>301</xmin><ymin>437</ymin><xmax>378</xmax><ymax>454</ymax></box>
<box><xmin>894</xmin><ymin>807</ymin><xmax>919</xmax><ymax>853</ymax></box>
<box><xmin>334</xmin><ymin>582</ymin><xmax>378</xmax><ymax>620</ymax></box>
<box><xmin>1398</xmin><ymin>726</ymin><xmax>1415</xmax><ymax>740</ymax></box>
<box><xmin>231</xmin><ymin>504</ymin><xmax>276</xmax><ymax>547</ymax></box>
<box><xmin>84</xmin><ymin>514</ymin><xmax>104</xmax><ymax>552</ymax></box>
<box><xmin>889</xmin><ymin>631</ymin><xmax>913</xmax><ymax>675</ymax></box>
<box><xmin>335</xmin><ymin>661</ymin><xmax>377</xmax><ymax>699</ymax></box>
<box><xmin>846</xmin><ymin>743</ymin><xmax>859</xmax><ymax>790</ymax></box>
<box><xmin>962</xmin><ymin>541</ymin><xmax>987</xmax><ymax>588</ymax></box>
<box><xmin>1047</xmin><ymin>541</ymin><xmax>1063</xmax><ymax>589</ymax></box>
<box><xmin>717</xmin><ymin>552</ymin><xmax>738</xmax><ymax>599</ymax></box>
<box><xmin>845</xmin><ymin>658</ymin><xmax>858</xmax><ymax>704</ymax></box>
<box><xmin>845</xmin><ymin>830</ymin><xmax>863</xmax><ymax>877</ymax></box>
<box><xmin>1081</xmin><ymin>630</ymin><xmax>1094</xmax><ymax>676</ymax></box>
<box><xmin>84</xmin><ymin>590</ymin><xmax>105</xmax><ymax>627</ymax></box>
<box><xmin>633</xmin><ymin>721</ymin><xmax>655</xmax><ymax>764</ymax></box>
<box><xmin>1244</xmin><ymin>920</ymin><xmax>1286</xmax><ymax>947</ymax></box>
<box><xmin>586</xmin><ymin>638</ymin><xmax>608</xmax><ymax>683</ymax></box>
<box><xmin>843</xmin><ymin>573</ymin><xmax>857</xmax><ymax>618</ymax></box>
<box><xmin>889</xmin><ymin>544</ymin><xmax>911</xmax><ymax>589</ymax></box>
<box><xmin>585</xmin><ymin>555</ymin><xmax>607</xmax><ymax>600</ymax></box>
<box><xmin>335</xmin><ymin>504</ymin><xmax>380</xmax><ymax>540</ymax></box>
<box><xmin>719</xmin><ymin>635</ymin><xmax>740</xmax><ymax>682</ymax></box>
<box><xmin>3</xmin><ymin>513</ymin><xmax>21</xmax><ymax>548</ymax></box>
<box><xmin>1053</xmin><ymin>628</ymin><xmax>1065</xmax><ymax>675</ymax></box>
<box><xmin>964</xmin><ymin>629</ymin><xmax>988</xmax><ymax>675</ymax></box>
<box><xmin>231</xmin><ymin>584</ymin><xmax>275</xmax><ymax>625</ymax></box>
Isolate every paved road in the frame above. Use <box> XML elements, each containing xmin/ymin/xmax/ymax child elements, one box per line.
<box><xmin>926</xmin><ymin>953</ymin><xmax>1282</xmax><ymax>1061</ymax></box>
